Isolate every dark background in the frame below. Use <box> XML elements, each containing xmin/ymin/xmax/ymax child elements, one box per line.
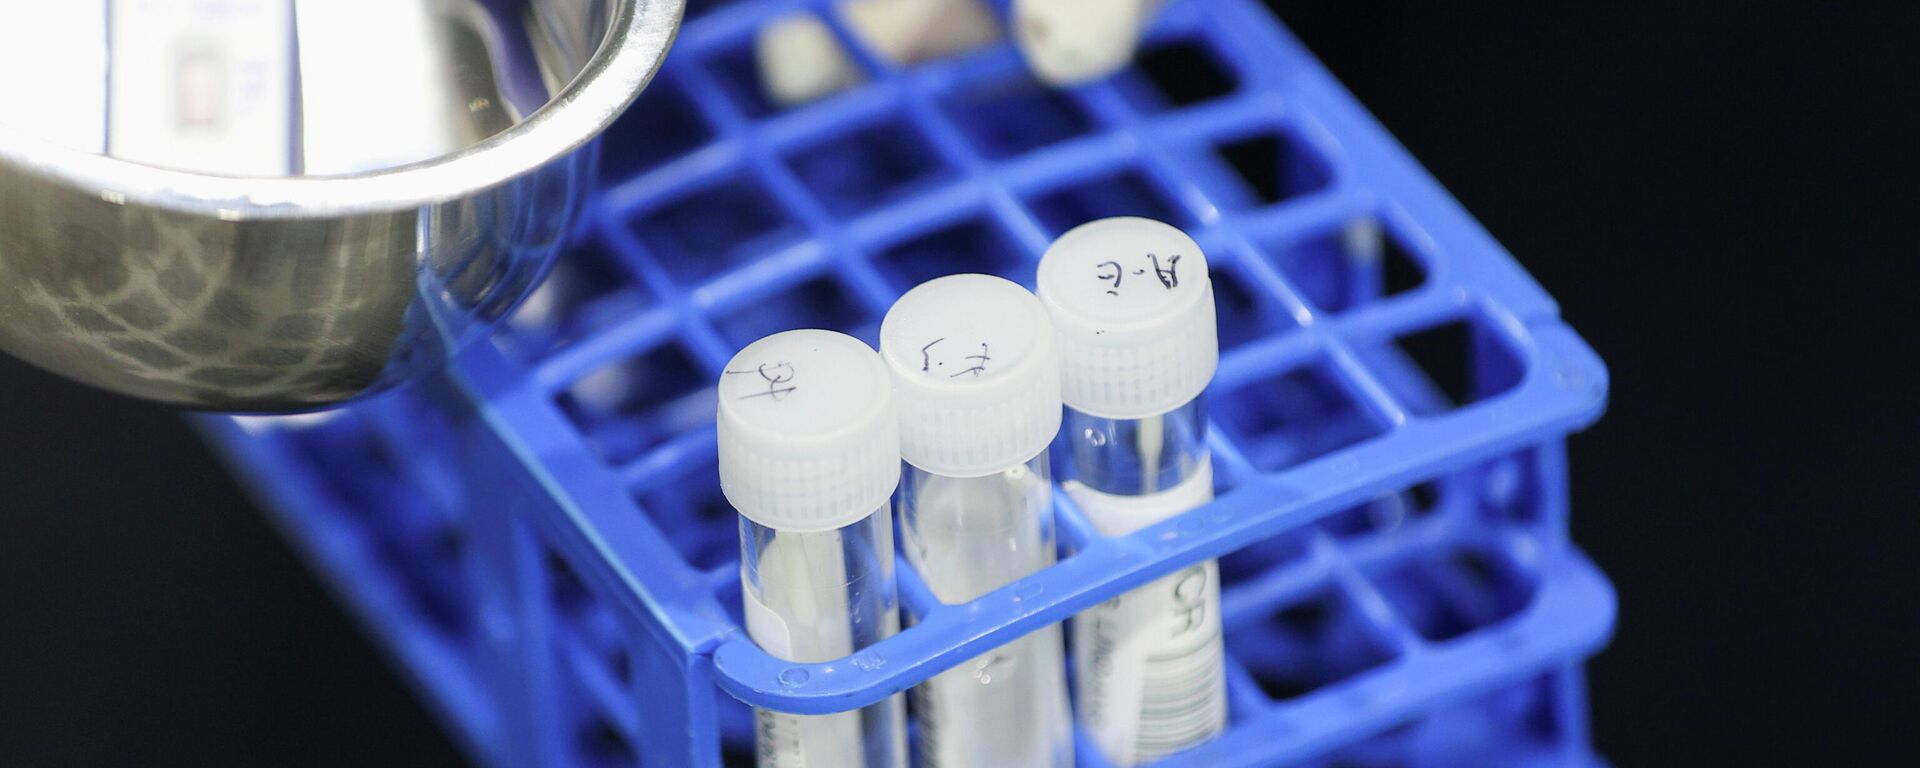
<box><xmin>3</xmin><ymin>2</ymin><xmax>1913</xmax><ymax>765</ymax></box>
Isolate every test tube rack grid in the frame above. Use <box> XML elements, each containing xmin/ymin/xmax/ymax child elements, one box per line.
<box><xmin>200</xmin><ymin>0</ymin><xmax>1615</xmax><ymax>766</ymax></box>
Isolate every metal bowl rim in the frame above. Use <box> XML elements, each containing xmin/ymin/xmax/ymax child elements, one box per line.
<box><xmin>0</xmin><ymin>0</ymin><xmax>683</xmax><ymax>221</ymax></box>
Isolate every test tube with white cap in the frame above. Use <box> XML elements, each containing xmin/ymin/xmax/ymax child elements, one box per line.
<box><xmin>1036</xmin><ymin>217</ymin><xmax>1226</xmax><ymax>765</ymax></box>
<box><xmin>878</xmin><ymin>275</ymin><xmax>1074</xmax><ymax>768</ymax></box>
<box><xmin>718</xmin><ymin>330</ymin><xmax>909</xmax><ymax>768</ymax></box>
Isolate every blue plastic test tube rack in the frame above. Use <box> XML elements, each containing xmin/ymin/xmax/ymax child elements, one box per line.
<box><xmin>201</xmin><ymin>1</ymin><xmax>1615</xmax><ymax>765</ymax></box>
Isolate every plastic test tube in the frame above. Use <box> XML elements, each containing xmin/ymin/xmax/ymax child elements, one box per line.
<box><xmin>717</xmin><ymin>330</ymin><xmax>909</xmax><ymax>768</ymax></box>
<box><xmin>877</xmin><ymin>275</ymin><xmax>1075</xmax><ymax>768</ymax></box>
<box><xmin>1036</xmin><ymin>217</ymin><xmax>1226</xmax><ymax>766</ymax></box>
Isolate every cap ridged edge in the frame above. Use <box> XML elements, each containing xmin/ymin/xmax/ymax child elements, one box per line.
<box><xmin>881</xmin><ymin>275</ymin><xmax>1063</xmax><ymax>477</ymax></box>
<box><xmin>717</xmin><ymin>331</ymin><xmax>901</xmax><ymax>532</ymax></box>
<box><xmin>1037</xmin><ymin>217</ymin><xmax>1219</xmax><ymax>420</ymax></box>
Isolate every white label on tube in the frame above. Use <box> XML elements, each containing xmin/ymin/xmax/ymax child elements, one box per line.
<box><xmin>744</xmin><ymin>580</ymin><xmax>797</xmax><ymax>659</ymax></box>
<box><xmin>1065</xmin><ymin>457</ymin><xmax>1217</xmax><ymax>538</ymax></box>
<box><xmin>914</xmin><ymin>627</ymin><xmax>1072</xmax><ymax>768</ymax></box>
<box><xmin>1068</xmin><ymin>460</ymin><xmax>1228</xmax><ymax>765</ymax></box>
<box><xmin>754</xmin><ymin>707</ymin><xmax>866</xmax><ymax>768</ymax></box>
<box><xmin>745</xmin><ymin>531</ymin><xmax>867</xmax><ymax>767</ymax></box>
<box><xmin>899</xmin><ymin>467</ymin><xmax>1074</xmax><ymax>768</ymax></box>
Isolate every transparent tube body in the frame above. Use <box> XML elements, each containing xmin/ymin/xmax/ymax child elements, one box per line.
<box><xmin>1062</xmin><ymin>398</ymin><xmax>1228</xmax><ymax>766</ymax></box>
<box><xmin>897</xmin><ymin>453</ymin><xmax>1074</xmax><ymax>768</ymax></box>
<box><xmin>1065</xmin><ymin>399</ymin><xmax>1210</xmax><ymax>496</ymax></box>
<box><xmin>740</xmin><ymin>508</ymin><xmax>907</xmax><ymax>768</ymax></box>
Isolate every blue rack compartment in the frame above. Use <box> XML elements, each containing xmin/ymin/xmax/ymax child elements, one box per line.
<box><xmin>199</xmin><ymin>0</ymin><xmax>1614</xmax><ymax>766</ymax></box>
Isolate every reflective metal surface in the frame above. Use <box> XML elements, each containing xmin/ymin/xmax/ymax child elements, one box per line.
<box><xmin>0</xmin><ymin>0</ymin><xmax>682</xmax><ymax>410</ymax></box>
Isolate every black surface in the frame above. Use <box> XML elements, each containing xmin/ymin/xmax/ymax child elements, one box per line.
<box><xmin>2</xmin><ymin>3</ymin><xmax>1913</xmax><ymax>765</ymax></box>
<box><xmin>0</xmin><ymin>353</ymin><xmax>466</xmax><ymax>767</ymax></box>
<box><xmin>1273</xmin><ymin>2</ymin><xmax>1919</xmax><ymax>764</ymax></box>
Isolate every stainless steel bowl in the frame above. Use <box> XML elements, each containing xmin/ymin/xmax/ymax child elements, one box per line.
<box><xmin>0</xmin><ymin>0</ymin><xmax>682</xmax><ymax>411</ymax></box>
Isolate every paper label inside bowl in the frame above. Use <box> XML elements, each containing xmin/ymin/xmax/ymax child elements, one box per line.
<box><xmin>108</xmin><ymin>0</ymin><xmax>295</xmax><ymax>176</ymax></box>
<box><xmin>0</xmin><ymin>1</ymin><xmax>108</xmax><ymax>153</ymax></box>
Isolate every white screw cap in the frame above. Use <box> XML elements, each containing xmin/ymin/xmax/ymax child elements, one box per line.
<box><xmin>1036</xmin><ymin>217</ymin><xmax>1218</xmax><ymax>420</ymax></box>
<box><xmin>755</xmin><ymin>13</ymin><xmax>866</xmax><ymax>107</ymax></box>
<box><xmin>717</xmin><ymin>330</ymin><xmax>901</xmax><ymax>532</ymax></box>
<box><xmin>842</xmin><ymin>0</ymin><xmax>1002</xmax><ymax>65</ymax></box>
<box><xmin>1013</xmin><ymin>0</ymin><xmax>1154</xmax><ymax>86</ymax></box>
<box><xmin>880</xmin><ymin>274</ymin><xmax>1063</xmax><ymax>478</ymax></box>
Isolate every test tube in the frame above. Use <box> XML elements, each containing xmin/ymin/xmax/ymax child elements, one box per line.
<box><xmin>1036</xmin><ymin>217</ymin><xmax>1226</xmax><ymax>766</ymax></box>
<box><xmin>717</xmin><ymin>330</ymin><xmax>909</xmax><ymax>768</ymax></box>
<box><xmin>878</xmin><ymin>275</ymin><xmax>1075</xmax><ymax>768</ymax></box>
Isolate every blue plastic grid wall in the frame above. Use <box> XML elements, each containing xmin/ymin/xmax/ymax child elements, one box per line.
<box><xmin>199</xmin><ymin>0</ymin><xmax>1615</xmax><ymax>766</ymax></box>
